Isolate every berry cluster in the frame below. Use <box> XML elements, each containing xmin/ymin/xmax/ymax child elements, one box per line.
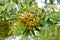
<box><xmin>0</xmin><ymin>20</ymin><xmax>12</xmax><ymax>37</ymax></box>
<box><xmin>18</xmin><ymin>12</ymin><xmax>40</xmax><ymax>30</ymax></box>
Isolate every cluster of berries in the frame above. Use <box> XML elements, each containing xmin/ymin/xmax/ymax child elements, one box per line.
<box><xmin>18</xmin><ymin>12</ymin><xmax>40</xmax><ymax>30</ymax></box>
<box><xmin>0</xmin><ymin>20</ymin><xmax>11</xmax><ymax>37</ymax></box>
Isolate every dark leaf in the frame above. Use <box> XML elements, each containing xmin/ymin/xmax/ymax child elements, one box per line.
<box><xmin>35</xmin><ymin>28</ymin><xmax>41</xmax><ymax>32</ymax></box>
<box><xmin>31</xmin><ymin>30</ymin><xmax>35</xmax><ymax>36</ymax></box>
<box><xmin>23</xmin><ymin>29</ymin><xmax>30</xmax><ymax>36</ymax></box>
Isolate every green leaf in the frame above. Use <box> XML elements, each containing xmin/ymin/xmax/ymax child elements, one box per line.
<box><xmin>8</xmin><ymin>30</ymin><xmax>12</xmax><ymax>36</ymax></box>
<box><xmin>12</xmin><ymin>0</ymin><xmax>18</xmax><ymax>4</ymax></box>
<box><xmin>31</xmin><ymin>30</ymin><xmax>35</xmax><ymax>36</ymax></box>
<box><xmin>41</xmin><ymin>14</ymin><xmax>45</xmax><ymax>19</ymax></box>
<box><xmin>45</xmin><ymin>15</ymin><xmax>49</xmax><ymax>21</ymax></box>
<box><xmin>23</xmin><ymin>29</ymin><xmax>30</xmax><ymax>36</ymax></box>
<box><xmin>2</xmin><ymin>6</ymin><xmax>6</xmax><ymax>11</ymax></box>
<box><xmin>0</xmin><ymin>6</ymin><xmax>2</xmax><ymax>13</ymax></box>
<box><xmin>47</xmin><ymin>21</ymin><xmax>53</xmax><ymax>27</ymax></box>
<box><xmin>53</xmin><ymin>15</ymin><xmax>60</xmax><ymax>22</ymax></box>
<box><xmin>40</xmin><ymin>19</ymin><xmax>45</xmax><ymax>25</ymax></box>
<box><xmin>50</xmin><ymin>0</ymin><xmax>53</xmax><ymax>4</ymax></box>
<box><xmin>7</xmin><ymin>4</ymin><xmax>11</xmax><ymax>12</ymax></box>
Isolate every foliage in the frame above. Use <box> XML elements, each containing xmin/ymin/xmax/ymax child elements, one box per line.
<box><xmin>0</xmin><ymin>0</ymin><xmax>60</xmax><ymax>40</ymax></box>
